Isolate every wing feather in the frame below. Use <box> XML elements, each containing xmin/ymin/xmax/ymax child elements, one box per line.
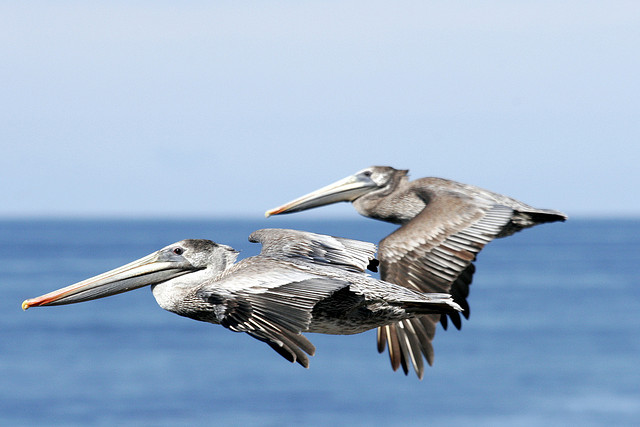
<box><xmin>249</xmin><ymin>228</ymin><xmax>377</xmax><ymax>273</ymax></box>
<box><xmin>377</xmin><ymin>193</ymin><xmax>514</xmax><ymax>377</ymax></box>
<box><xmin>199</xmin><ymin>272</ymin><xmax>350</xmax><ymax>367</ymax></box>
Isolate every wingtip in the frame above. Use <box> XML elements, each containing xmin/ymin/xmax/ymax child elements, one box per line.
<box><xmin>450</xmin><ymin>299</ymin><xmax>464</xmax><ymax>312</ymax></box>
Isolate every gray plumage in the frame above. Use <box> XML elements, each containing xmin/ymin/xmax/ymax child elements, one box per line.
<box><xmin>265</xmin><ymin>166</ymin><xmax>567</xmax><ymax>378</ymax></box>
<box><xmin>23</xmin><ymin>228</ymin><xmax>461</xmax><ymax>371</ymax></box>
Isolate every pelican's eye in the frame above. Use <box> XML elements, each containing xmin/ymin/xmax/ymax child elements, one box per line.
<box><xmin>173</xmin><ymin>247</ymin><xmax>184</xmax><ymax>255</ymax></box>
<box><xmin>362</xmin><ymin>170</ymin><xmax>372</xmax><ymax>177</ymax></box>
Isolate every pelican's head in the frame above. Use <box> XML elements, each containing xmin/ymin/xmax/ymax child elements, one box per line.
<box><xmin>265</xmin><ymin>166</ymin><xmax>407</xmax><ymax>217</ymax></box>
<box><xmin>22</xmin><ymin>239</ymin><xmax>238</xmax><ymax>310</ymax></box>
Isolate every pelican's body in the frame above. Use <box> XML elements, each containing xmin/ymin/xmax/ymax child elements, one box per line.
<box><xmin>23</xmin><ymin>228</ymin><xmax>460</xmax><ymax>369</ymax></box>
<box><xmin>266</xmin><ymin>166</ymin><xmax>567</xmax><ymax>377</ymax></box>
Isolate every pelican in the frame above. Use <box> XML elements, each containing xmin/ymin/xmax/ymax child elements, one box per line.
<box><xmin>266</xmin><ymin>166</ymin><xmax>567</xmax><ymax>378</ymax></box>
<box><xmin>22</xmin><ymin>228</ymin><xmax>461</xmax><ymax>371</ymax></box>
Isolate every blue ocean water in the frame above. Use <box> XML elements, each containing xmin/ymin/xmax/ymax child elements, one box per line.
<box><xmin>1</xmin><ymin>218</ymin><xmax>638</xmax><ymax>426</ymax></box>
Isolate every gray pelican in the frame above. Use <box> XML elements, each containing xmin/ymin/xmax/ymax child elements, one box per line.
<box><xmin>22</xmin><ymin>228</ymin><xmax>461</xmax><ymax>371</ymax></box>
<box><xmin>266</xmin><ymin>166</ymin><xmax>567</xmax><ymax>378</ymax></box>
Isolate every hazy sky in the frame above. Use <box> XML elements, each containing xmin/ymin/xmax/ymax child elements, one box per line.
<box><xmin>2</xmin><ymin>1</ymin><xmax>638</xmax><ymax>219</ymax></box>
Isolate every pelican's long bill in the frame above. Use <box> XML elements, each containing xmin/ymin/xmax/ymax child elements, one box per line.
<box><xmin>265</xmin><ymin>172</ymin><xmax>377</xmax><ymax>217</ymax></box>
<box><xmin>22</xmin><ymin>250</ymin><xmax>197</xmax><ymax>310</ymax></box>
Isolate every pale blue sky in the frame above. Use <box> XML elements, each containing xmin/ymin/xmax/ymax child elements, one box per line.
<box><xmin>2</xmin><ymin>1</ymin><xmax>638</xmax><ymax>218</ymax></box>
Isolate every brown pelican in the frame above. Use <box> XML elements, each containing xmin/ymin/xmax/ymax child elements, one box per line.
<box><xmin>266</xmin><ymin>166</ymin><xmax>567</xmax><ymax>378</ymax></box>
<box><xmin>22</xmin><ymin>228</ymin><xmax>461</xmax><ymax>371</ymax></box>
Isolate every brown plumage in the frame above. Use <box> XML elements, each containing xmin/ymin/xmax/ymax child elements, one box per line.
<box><xmin>266</xmin><ymin>166</ymin><xmax>567</xmax><ymax>378</ymax></box>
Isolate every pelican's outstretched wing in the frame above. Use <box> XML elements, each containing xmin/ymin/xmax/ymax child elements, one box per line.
<box><xmin>377</xmin><ymin>192</ymin><xmax>515</xmax><ymax>378</ymax></box>
<box><xmin>249</xmin><ymin>228</ymin><xmax>378</xmax><ymax>273</ymax></box>
<box><xmin>200</xmin><ymin>268</ymin><xmax>352</xmax><ymax>368</ymax></box>
<box><xmin>199</xmin><ymin>230</ymin><xmax>371</xmax><ymax>368</ymax></box>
